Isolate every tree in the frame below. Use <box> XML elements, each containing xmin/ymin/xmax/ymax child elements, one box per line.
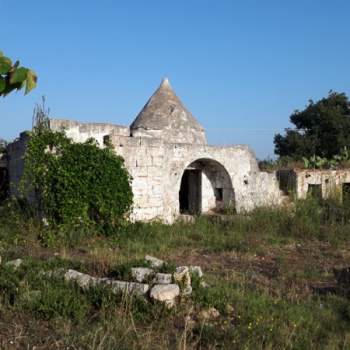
<box><xmin>274</xmin><ymin>91</ymin><xmax>350</xmax><ymax>159</ymax></box>
<box><xmin>0</xmin><ymin>50</ymin><xmax>37</xmax><ymax>97</ymax></box>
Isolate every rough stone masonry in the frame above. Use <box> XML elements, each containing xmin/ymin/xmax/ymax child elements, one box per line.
<box><xmin>7</xmin><ymin>78</ymin><xmax>284</xmax><ymax>223</ymax></box>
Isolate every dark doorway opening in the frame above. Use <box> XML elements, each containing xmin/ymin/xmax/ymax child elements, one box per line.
<box><xmin>179</xmin><ymin>169</ymin><xmax>202</xmax><ymax>214</ymax></box>
<box><xmin>342</xmin><ymin>183</ymin><xmax>350</xmax><ymax>203</ymax></box>
<box><xmin>0</xmin><ymin>168</ymin><xmax>8</xmax><ymax>203</ymax></box>
<box><xmin>307</xmin><ymin>184</ymin><xmax>322</xmax><ymax>200</ymax></box>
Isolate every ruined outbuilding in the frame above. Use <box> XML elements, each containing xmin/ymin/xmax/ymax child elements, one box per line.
<box><xmin>7</xmin><ymin>78</ymin><xmax>285</xmax><ymax>223</ymax></box>
<box><xmin>278</xmin><ymin>168</ymin><xmax>350</xmax><ymax>201</ymax></box>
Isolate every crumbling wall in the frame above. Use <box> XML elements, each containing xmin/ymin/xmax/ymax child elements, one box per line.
<box><xmin>0</xmin><ymin>154</ymin><xmax>8</xmax><ymax>201</ymax></box>
<box><xmin>108</xmin><ymin>137</ymin><xmax>284</xmax><ymax>223</ymax></box>
<box><xmin>50</xmin><ymin>119</ymin><xmax>129</xmax><ymax>146</ymax></box>
<box><xmin>276</xmin><ymin>169</ymin><xmax>297</xmax><ymax>194</ymax></box>
<box><xmin>7</xmin><ymin>121</ymin><xmax>284</xmax><ymax>224</ymax></box>
<box><xmin>6</xmin><ymin>132</ymin><xmax>30</xmax><ymax>198</ymax></box>
<box><xmin>161</xmin><ymin>143</ymin><xmax>283</xmax><ymax>222</ymax></box>
<box><xmin>294</xmin><ymin>169</ymin><xmax>350</xmax><ymax>199</ymax></box>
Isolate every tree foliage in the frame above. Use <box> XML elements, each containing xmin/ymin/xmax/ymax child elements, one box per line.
<box><xmin>274</xmin><ymin>92</ymin><xmax>350</xmax><ymax>159</ymax></box>
<box><xmin>0</xmin><ymin>50</ymin><xmax>37</xmax><ymax>97</ymax></box>
<box><xmin>22</xmin><ymin>127</ymin><xmax>133</xmax><ymax>229</ymax></box>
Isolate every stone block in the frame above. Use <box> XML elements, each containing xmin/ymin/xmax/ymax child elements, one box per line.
<box><xmin>131</xmin><ymin>267</ymin><xmax>154</xmax><ymax>283</ymax></box>
<box><xmin>64</xmin><ymin>269</ymin><xmax>149</xmax><ymax>295</ymax></box>
<box><xmin>65</xmin><ymin>270</ymin><xmax>98</xmax><ymax>289</ymax></box>
<box><xmin>5</xmin><ymin>258</ymin><xmax>23</xmax><ymax>270</ymax></box>
<box><xmin>174</xmin><ymin>266</ymin><xmax>191</xmax><ymax>288</ymax></box>
<box><xmin>150</xmin><ymin>284</ymin><xmax>180</xmax><ymax>307</ymax></box>
<box><xmin>145</xmin><ymin>255</ymin><xmax>165</xmax><ymax>268</ymax></box>
<box><xmin>154</xmin><ymin>273</ymin><xmax>172</xmax><ymax>284</ymax></box>
<box><xmin>99</xmin><ymin>278</ymin><xmax>149</xmax><ymax>295</ymax></box>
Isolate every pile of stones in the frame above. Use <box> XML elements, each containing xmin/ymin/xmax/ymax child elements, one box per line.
<box><xmin>2</xmin><ymin>255</ymin><xmax>205</xmax><ymax>307</ymax></box>
<box><xmin>65</xmin><ymin>255</ymin><xmax>204</xmax><ymax>307</ymax></box>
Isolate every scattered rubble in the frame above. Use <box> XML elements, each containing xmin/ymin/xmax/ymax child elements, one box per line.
<box><xmin>145</xmin><ymin>255</ymin><xmax>165</xmax><ymax>268</ymax></box>
<box><xmin>131</xmin><ymin>267</ymin><xmax>154</xmax><ymax>283</ymax></box>
<box><xmin>5</xmin><ymin>258</ymin><xmax>23</xmax><ymax>269</ymax></box>
<box><xmin>63</xmin><ymin>255</ymin><xmax>207</xmax><ymax>307</ymax></box>
<box><xmin>4</xmin><ymin>255</ymin><xmax>207</xmax><ymax>308</ymax></box>
<box><xmin>155</xmin><ymin>273</ymin><xmax>172</xmax><ymax>284</ymax></box>
<box><xmin>182</xmin><ymin>286</ymin><xmax>192</xmax><ymax>296</ymax></box>
<box><xmin>64</xmin><ymin>269</ymin><xmax>149</xmax><ymax>295</ymax></box>
<box><xmin>199</xmin><ymin>307</ymin><xmax>220</xmax><ymax>321</ymax></box>
<box><xmin>150</xmin><ymin>284</ymin><xmax>180</xmax><ymax>307</ymax></box>
<box><xmin>174</xmin><ymin>266</ymin><xmax>191</xmax><ymax>288</ymax></box>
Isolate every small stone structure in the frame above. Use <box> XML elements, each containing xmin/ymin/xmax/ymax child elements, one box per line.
<box><xmin>6</xmin><ymin>78</ymin><xmax>285</xmax><ymax>223</ymax></box>
<box><xmin>277</xmin><ymin>168</ymin><xmax>350</xmax><ymax>200</ymax></box>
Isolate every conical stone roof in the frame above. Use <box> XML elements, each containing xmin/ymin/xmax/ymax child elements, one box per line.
<box><xmin>130</xmin><ymin>78</ymin><xmax>207</xmax><ymax>144</ymax></box>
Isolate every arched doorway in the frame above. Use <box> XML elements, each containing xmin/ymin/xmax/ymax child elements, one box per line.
<box><xmin>179</xmin><ymin>158</ymin><xmax>235</xmax><ymax>215</ymax></box>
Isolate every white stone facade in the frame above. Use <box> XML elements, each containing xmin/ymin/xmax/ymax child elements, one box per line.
<box><xmin>7</xmin><ymin>79</ymin><xmax>284</xmax><ymax>223</ymax></box>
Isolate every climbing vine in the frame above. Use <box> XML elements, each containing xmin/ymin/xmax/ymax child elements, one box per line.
<box><xmin>22</xmin><ymin>127</ymin><xmax>133</xmax><ymax>229</ymax></box>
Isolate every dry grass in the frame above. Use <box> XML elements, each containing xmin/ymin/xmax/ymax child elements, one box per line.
<box><xmin>0</xmin><ymin>198</ymin><xmax>350</xmax><ymax>348</ymax></box>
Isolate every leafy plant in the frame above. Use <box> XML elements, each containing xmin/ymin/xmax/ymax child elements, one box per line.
<box><xmin>0</xmin><ymin>50</ymin><xmax>37</xmax><ymax>96</ymax></box>
<box><xmin>302</xmin><ymin>155</ymin><xmax>328</xmax><ymax>169</ymax></box>
<box><xmin>302</xmin><ymin>147</ymin><xmax>350</xmax><ymax>169</ymax></box>
<box><xmin>21</xmin><ymin>126</ymin><xmax>133</xmax><ymax>231</ymax></box>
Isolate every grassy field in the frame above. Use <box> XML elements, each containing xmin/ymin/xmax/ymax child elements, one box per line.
<box><xmin>0</xmin><ymin>198</ymin><xmax>350</xmax><ymax>349</ymax></box>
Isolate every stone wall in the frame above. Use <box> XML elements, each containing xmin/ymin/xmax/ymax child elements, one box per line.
<box><xmin>161</xmin><ymin>143</ymin><xmax>283</xmax><ymax>222</ymax></box>
<box><xmin>110</xmin><ymin>135</ymin><xmax>283</xmax><ymax>223</ymax></box>
<box><xmin>50</xmin><ymin>119</ymin><xmax>130</xmax><ymax>146</ymax></box>
<box><xmin>291</xmin><ymin>169</ymin><xmax>350</xmax><ymax>199</ymax></box>
<box><xmin>110</xmin><ymin>135</ymin><xmax>165</xmax><ymax>222</ymax></box>
<box><xmin>6</xmin><ymin>120</ymin><xmax>284</xmax><ymax>223</ymax></box>
<box><xmin>6</xmin><ymin>132</ymin><xmax>30</xmax><ymax>198</ymax></box>
<box><xmin>46</xmin><ymin>119</ymin><xmax>281</xmax><ymax>222</ymax></box>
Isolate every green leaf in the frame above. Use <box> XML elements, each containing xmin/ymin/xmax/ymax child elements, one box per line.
<box><xmin>0</xmin><ymin>77</ymin><xmax>5</xmax><ymax>93</ymax></box>
<box><xmin>0</xmin><ymin>50</ymin><xmax>3</xmax><ymax>57</ymax></box>
<box><xmin>1</xmin><ymin>82</ymin><xmax>18</xmax><ymax>96</ymax></box>
<box><xmin>10</xmin><ymin>67</ymin><xmax>28</xmax><ymax>84</ymax></box>
<box><xmin>0</xmin><ymin>56</ymin><xmax>12</xmax><ymax>74</ymax></box>
<box><xmin>25</xmin><ymin>69</ymin><xmax>37</xmax><ymax>94</ymax></box>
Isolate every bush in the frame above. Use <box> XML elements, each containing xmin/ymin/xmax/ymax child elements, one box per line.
<box><xmin>24</xmin><ymin>279</ymin><xmax>90</xmax><ymax>322</ymax></box>
<box><xmin>22</xmin><ymin>128</ymin><xmax>133</xmax><ymax>230</ymax></box>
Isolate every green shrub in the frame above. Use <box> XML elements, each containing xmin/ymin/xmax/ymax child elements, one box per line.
<box><xmin>0</xmin><ymin>265</ymin><xmax>21</xmax><ymax>305</ymax></box>
<box><xmin>21</xmin><ymin>128</ymin><xmax>133</xmax><ymax>230</ymax></box>
<box><xmin>24</xmin><ymin>279</ymin><xmax>90</xmax><ymax>322</ymax></box>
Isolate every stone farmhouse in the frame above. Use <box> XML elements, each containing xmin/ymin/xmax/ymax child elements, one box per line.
<box><xmin>6</xmin><ymin>78</ymin><xmax>288</xmax><ymax>223</ymax></box>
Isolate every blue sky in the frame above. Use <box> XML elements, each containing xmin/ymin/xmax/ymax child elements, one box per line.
<box><xmin>1</xmin><ymin>0</ymin><xmax>349</xmax><ymax>158</ymax></box>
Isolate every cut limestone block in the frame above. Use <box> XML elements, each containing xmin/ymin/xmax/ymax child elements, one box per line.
<box><xmin>5</xmin><ymin>258</ymin><xmax>23</xmax><ymax>270</ymax></box>
<box><xmin>145</xmin><ymin>255</ymin><xmax>164</xmax><ymax>268</ymax></box>
<box><xmin>65</xmin><ymin>269</ymin><xmax>149</xmax><ymax>296</ymax></box>
<box><xmin>154</xmin><ymin>273</ymin><xmax>172</xmax><ymax>284</ymax></box>
<box><xmin>182</xmin><ymin>286</ymin><xmax>193</xmax><ymax>296</ymax></box>
<box><xmin>131</xmin><ymin>267</ymin><xmax>154</xmax><ymax>283</ymax></box>
<box><xmin>98</xmin><ymin>277</ymin><xmax>149</xmax><ymax>295</ymax></box>
<box><xmin>150</xmin><ymin>284</ymin><xmax>180</xmax><ymax>307</ymax></box>
<box><xmin>174</xmin><ymin>266</ymin><xmax>191</xmax><ymax>288</ymax></box>
<box><xmin>65</xmin><ymin>270</ymin><xmax>98</xmax><ymax>289</ymax></box>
